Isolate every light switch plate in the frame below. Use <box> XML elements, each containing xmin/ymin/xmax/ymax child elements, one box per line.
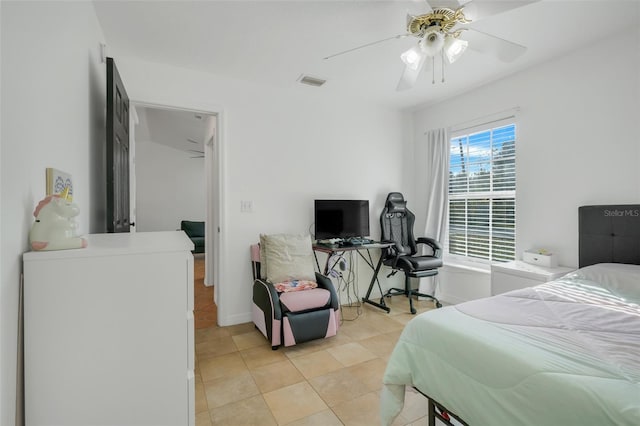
<box><xmin>240</xmin><ymin>200</ymin><xmax>253</xmax><ymax>213</ymax></box>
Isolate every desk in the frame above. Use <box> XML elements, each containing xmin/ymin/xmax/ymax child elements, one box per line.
<box><xmin>312</xmin><ymin>242</ymin><xmax>393</xmax><ymax>313</ymax></box>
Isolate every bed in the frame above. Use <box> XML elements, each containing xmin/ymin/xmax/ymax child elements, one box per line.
<box><xmin>381</xmin><ymin>205</ymin><xmax>640</xmax><ymax>425</ymax></box>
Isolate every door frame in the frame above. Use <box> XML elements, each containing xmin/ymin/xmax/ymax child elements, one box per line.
<box><xmin>129</xmin><ymin>99</ymin><xmax>226</xmax><ymax>324</ymax></box>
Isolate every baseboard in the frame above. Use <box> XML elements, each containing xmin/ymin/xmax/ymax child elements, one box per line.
<box><xmin>218</xmin><ymin>311</ymin><xmax>252</xmax><ymax>327</ymax></box>
<box><xmin>438</xmin><ymin>292</ymin><xmax>470</xmax><ymax>305</ymax></box>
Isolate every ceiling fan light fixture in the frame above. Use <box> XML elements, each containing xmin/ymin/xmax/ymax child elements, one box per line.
<box><xmin>400</xmin><ymin>46</ymin><xmax>425</xmax><ymax>71</ymax></box>
<box><xmin>444</xmin><ymin>37</ymin><xmax>468</xmax><ymax>64</ymax></box>
<box><xmin>420</xmin><ymin>27</ymin><xmax>445</xmax><ymax>57</ymax></box>
<box><xmin>459</xmin><ymin>3</ymin><xmax>478</xmax><ymax>22</ymax></box>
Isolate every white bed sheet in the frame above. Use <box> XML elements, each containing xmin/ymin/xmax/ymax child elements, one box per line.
<box><xmin>381</xmin><ymin>264</ymin><xmax>640</xmax><ymax>425</ymax></box>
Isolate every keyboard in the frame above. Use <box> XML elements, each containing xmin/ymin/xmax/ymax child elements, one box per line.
<box><xmin>340</xmin><ymin>238</ymin><xmax>374</xmax><ymax>246</ymax></box>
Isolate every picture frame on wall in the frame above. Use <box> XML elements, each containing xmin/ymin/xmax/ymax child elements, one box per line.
<box><xmin>46</xmin><ymin>168</ymin><xmax>73</xmax><ymax>201</ymax></box>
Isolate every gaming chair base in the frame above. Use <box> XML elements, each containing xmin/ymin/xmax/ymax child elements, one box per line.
<box><xmin>385</xmin><ymin>275</ymin><xmax>442</xmax><ymax>314</ymax></box>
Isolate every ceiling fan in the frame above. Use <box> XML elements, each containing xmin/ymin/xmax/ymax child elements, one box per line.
<box><xmin>324</xmin><ymin>0</ymin><xmax>539</xmax><ymax>91</ymax></box>
<box><xmin>187</xmin><ymin>138</ymin><xmax>204</xmax><ymax>158</ymax></box>
<box><xmin>188</xmin><ymin>149</ymin><xmax>204</xmax><ymax>159</ymax></box>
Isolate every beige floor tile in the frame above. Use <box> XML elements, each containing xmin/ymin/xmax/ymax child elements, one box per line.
<box><xmin>283</xmin><ymin>408</ymin><xmax>343</xmax><ymax>426</ymax></box>
<box><xmin>338</xmin><ymin>321</ymin><xmax>384</xmax><ymax>341</ymax></box>
<box><xmin>387</xmin><ymin>299</ymin><xmax>436</xmax><ymax>322</ymax></box>
<box><xmin>209</xmin><ymin>394</ymin><xmax>277</xmax><ymax>426</ymax></box>
<box><xmin>263</xmin><ymin>382</ymin><xmax>328</xmax><ymax>425</ymax></box>
<box><xmin>327</xmin><ymin>342</ymin><xmax>377</xmax><ymax>367</ymax></box>
<box><xmin>339</xmin><ymin>304</ymin><xmax>363</xmax><ymax>318</ymax></box>
<box><xmin>391</xmin><ymin>413</ymin><xmax>412</xmax><ymax>426</ymax></box>
<box><xmin>308</xmin><ymin>331</ymin><xmax>354</xmax><ymax>350</ymax></box>
<box><xmin>194</xmin><ymin>380</ymin><xmax>208</xmax><ymax>414</ymax></box>
<box><xmin>224</xmin><ymin>321</ymin><xmax>256</xmax><ymax>336</ymax></box>
<box><xmin>232</xmin><ymin>329</ymin><xmax>269</xmax><ymax>350</ymax></box>
<box><xmin>199</xmin><ymin>352</ymin><xmax>248</xmax><ymax>382</ymax></box>
<box><xmin>388</xmin><ymin>312</ymin><xmax>420</xmax><ymax>326</ymax></box>
<box><xmin>240</xmin><ymin>344</ymin><xmax>288</xmax><ymax>369</ymax></box>
<box><xmin>203</xmin><ymin>370</ymin><xmax>260</xmax><ymax>409</ymax></box>
<box><xmin>308</xmin><ymin>368</ymin><xmax>370</xmax><ymax>407</ymax></box>
<box><xmin>358</xmin><ymin>331</ymin><xmax>402</xmax><ymax>360</ymax></box>
<box><xmin>347</xmin><ymin>357</ymin><xmax>388</xmax><ymax>392</ymax></box>
<box><xmin>250</xmin><ymin>359</ymin><xmax>305</xmax><ymax>393</ymax></box>
<box><xmin>399</xmin><ymin>388</ymin><xmax>429</xmax><ymax>423</ymax></box>
<box><xmin>196</xmin><ymin>335</ymin><xmax>238</xmax><ymax>360</ymax></box>
<box><xmin>331</xmin><ymin>391</ymin><xmax>382</xmax><ymax>426</ymax></box>
<box><xmin>282</xmin><ymin>339</ymin><xmax>330</xmax><ymax>359</ymax></box>
<box><xmin>363</xmin><ymin>312</ymin><xmax>406</xmax><ymax>334</ymax></box>
<box><xmin>195</xmin><ymin>411</ymin><xmax>212</xmax><ymax>426</ymax></box>
<box><xmin>282</xmin><ymin>332</ymin><xmax>354</xmax><ymax>359</ymax></box>
<box><xmin>195</xmin><ymin>326</ymin><xmax>230</xmax><ymax>344</ymax></box>
<box><xmin>289</xmin><ymin>349</ymin><xmax>342</xmax><ymax>380</ymax></box>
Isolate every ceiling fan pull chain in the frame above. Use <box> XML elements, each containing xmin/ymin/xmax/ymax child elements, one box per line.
<box><xmin>441</xmin><ymin>49</ymin><xmax>445</xmax><ymax>83</ymax></box>
<box><xmin>432</xmin><ymin>57</ymin><xmax>435</xmax><ymax>85</ymax></box>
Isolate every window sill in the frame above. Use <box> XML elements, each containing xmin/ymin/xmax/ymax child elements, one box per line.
<box><xmin>442</xmin><ymin>260</ymin><xmax>491</xmax><ymax>274</ymax></box>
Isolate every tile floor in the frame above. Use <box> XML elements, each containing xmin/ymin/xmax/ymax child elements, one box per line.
<box><xmin>193</xmin><ymin>257</ymin><xmax>436</xmax><ymax>425</ymax></box>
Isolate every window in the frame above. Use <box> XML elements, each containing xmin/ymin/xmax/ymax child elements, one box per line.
<box><xmin>448</xmin><ymin>122</ymin><xmax>516</xmax><ymax>263</ymax></box>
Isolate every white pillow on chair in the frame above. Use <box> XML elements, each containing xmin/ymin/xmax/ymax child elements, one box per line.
<box><xmin>259</xmin><ymin>233</ymin><xmax>316</xmax><ymax>283</ymax></box>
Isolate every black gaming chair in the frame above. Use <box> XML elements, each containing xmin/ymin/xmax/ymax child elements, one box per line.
<box><xmin>380</xmin><ymin>192</ymin><xmax>443</xmax><ymax>314</ymax></box>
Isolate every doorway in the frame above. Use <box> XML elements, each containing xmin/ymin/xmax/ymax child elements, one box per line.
<box><xmin>129</xmin><ymin>100</ymin><xmax>224</xmax><ymax>324</ymax></box>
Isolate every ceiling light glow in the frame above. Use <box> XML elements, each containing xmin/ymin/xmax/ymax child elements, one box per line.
<box><xmin>400</xmin><ymin>46</ymin><xmax>424</xmax><ymax>71</ymax></box>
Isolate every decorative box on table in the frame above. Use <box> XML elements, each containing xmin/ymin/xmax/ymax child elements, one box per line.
<box><xmin>523</xmin><ymin>249</ymin><xmax>557</xmax><ymax>267</ymax></box>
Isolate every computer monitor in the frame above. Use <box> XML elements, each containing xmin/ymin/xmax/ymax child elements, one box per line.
<box><xmin>314</xmin><ymin>200</ymin><xmax>370</xmax><ymax>240</ymax></box>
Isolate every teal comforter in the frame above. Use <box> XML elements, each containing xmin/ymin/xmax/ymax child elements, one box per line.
<box><xmin>381</xmin><ymin>263</ymin><xmax>640</xmax><ymax>425</ymax></box>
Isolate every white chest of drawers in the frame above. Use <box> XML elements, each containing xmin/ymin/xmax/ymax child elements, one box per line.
<box><xmin>23</xmin><ymin>231</ymin><xmax>195</xmax><ymax>426</ymax></box>
<box><xmin>491</xmin><ymin>260</ymin><xmax>574</xmax><ymax>296</ymax></box>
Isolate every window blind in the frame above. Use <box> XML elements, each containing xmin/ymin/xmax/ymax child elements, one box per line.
<box><xmin>448</xmin><ymin>121</ymin><xmax>516</xmax><ymax>262</ymax></box>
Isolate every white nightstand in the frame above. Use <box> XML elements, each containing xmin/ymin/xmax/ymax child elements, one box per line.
<box><xmin>491</xmin><ymin>260</ymin><xmax>575</xmax><ymax>295</ymax></box>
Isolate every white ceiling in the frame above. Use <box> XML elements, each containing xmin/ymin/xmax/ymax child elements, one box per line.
<box><xmin>94</xmin><ymin>0</ymin><xmax>640</xmax><ymax>110</ymax></box>
<box><xmin>135</xmin><ymin>106</ymin><xmax>215</xmax><ymax>155</ymax></box>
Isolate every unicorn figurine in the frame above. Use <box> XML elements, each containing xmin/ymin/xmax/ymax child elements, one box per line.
<box><xmin>29</xmin><ymin>187</ymin><xmax>87</xmax><ymax>251</ymax></box>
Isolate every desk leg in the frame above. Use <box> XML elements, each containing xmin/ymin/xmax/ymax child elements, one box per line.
<box><xmin>361</xmin><ymin>255</ymin><xmax>390</xmax><ymax>313</ymax></box>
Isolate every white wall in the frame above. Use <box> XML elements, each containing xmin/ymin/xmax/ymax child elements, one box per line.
<box><xmin>0</xmin><ymin>2</ymin><xmax>107</xmax><ymax>424</ymax></box>
<box><xmin>411</xmin><ymin>26</ymin><xmax>640</xmax><ymax>303</ymax></box>
<box><xmin>113</xmin><ymin>56</ymin><xmax>407</xmax><ymax>325</ymax></box>
<box><xmin>135</xmin><ymin>140</ymin><xmax>206</xmax><ymax>232</ymax></box>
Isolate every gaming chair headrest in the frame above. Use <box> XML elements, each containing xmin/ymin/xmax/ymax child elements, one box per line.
<box><xmin>385</xmin><ymin>192</ymin><xmax>407</xmax><ymax>214</ymax></box>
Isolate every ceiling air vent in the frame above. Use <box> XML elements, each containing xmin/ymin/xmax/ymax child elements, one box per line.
<box><xmin>298</xmin><ymin>75</ymin><xmax>326</xmax><ymax>87</ymax></box>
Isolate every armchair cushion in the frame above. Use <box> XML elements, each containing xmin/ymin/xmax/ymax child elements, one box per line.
<box><xmin>274</xmin><ymin>279</ymin><xmax>317</xmax><ymax>293</ymax></box>
<box><xmin>259</xmin><ymin>233</ymin><xmax>316</xmax><ymax>283</ymax></box>
<box><xmin>280</xmin><ymin>288</ymin><xmax>331</xmax><ymax>312</ymax></box>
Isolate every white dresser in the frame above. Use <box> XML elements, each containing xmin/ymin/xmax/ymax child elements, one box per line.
<box><xmin>23</xmin><ymin>231</ymin><xmax>195</xmax><ymax>426</ymax></box>
<box><xmin>491</xmin><ymin>260</ymin><xmax>574</xmax><ymax>296</ymax></box>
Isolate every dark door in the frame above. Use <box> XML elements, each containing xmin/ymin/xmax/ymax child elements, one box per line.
<box><xmin>106</xmin><ymin>57</ymin><xmax>130</xmax><ymax>233</ymax></box>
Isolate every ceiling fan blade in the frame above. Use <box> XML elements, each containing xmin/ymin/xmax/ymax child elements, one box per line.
<box><xmin>462</xmin><ymin>0</ymin><xmax>540</xmax><ymax>22</ymax></box>
<box><xmin>323</xmin><ymin>34</ymin><xmax>409</xmax><ymax>60</ymax></box>
<box><xmin>396</xmin><ymin>57</ymin><xmax>427</xmax><ymax>91</ymax></box>
<box><xmin>408</xmin><ymin>0</ymin><xmax>434</xmax><ymax>15</ymax></box>
<box><xmin>465</xmin><ymin>28</ymin><xmax>527</xmax><ymax>62</ymax></box>
<box><xmin>187</xmin><ymin>149</ymin><xmax>204</xmax><ymax>154</ymax></box>
<box><xmin>433</xmin><ymin>0</ymin><xmax>461</xmax><ymax>11</ymax></box>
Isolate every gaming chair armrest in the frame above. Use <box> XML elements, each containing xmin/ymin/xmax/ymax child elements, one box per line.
<box><xmin>315</xmin><ymin>272</ymin><xmax>340</xmax><ymax>311</ymax></box>
<box><xmin>380</xmin><ymin>240</ymin><xmax>402</xmax><ymax>268</ymax></box>
<box><xmin>416</xmin><ymin>237</ymin><xmax>442</xmax><ymax>258</ymax></box>
<box><xmin>253</xmin><ymin>278</ymin><xmax>283</xmax><ymax>320</ymax></box>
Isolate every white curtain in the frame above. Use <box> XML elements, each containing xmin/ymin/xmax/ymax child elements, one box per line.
<box><xmin>419</xmin><ymin>128</ymin><xmax>449</xmax><ymax>297</ymax></box>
